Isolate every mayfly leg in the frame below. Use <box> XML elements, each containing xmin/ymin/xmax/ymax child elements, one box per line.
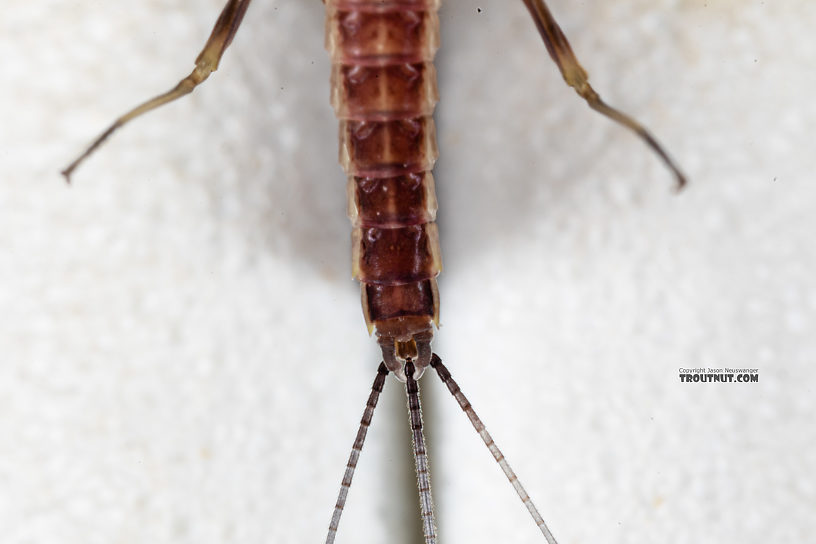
<box><xmin>522</xmin><ymin>0</ymin><xmax>686</xmax><ymax>189</ymax></box>
<box><xmin>61</xmin><ymin>0</ymin><xmax>254</xmax><ymax>182</ymax></box>
<box><xmin>430</xmin><ymin>355</ymin><xmax>559</xmax><ymax>544</ymax></box>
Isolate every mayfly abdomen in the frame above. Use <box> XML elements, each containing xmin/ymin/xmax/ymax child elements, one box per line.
<box><xmin>326</xmin><ymin>0</ymin><xmax>442</xmax><ymax>379</ymax></box>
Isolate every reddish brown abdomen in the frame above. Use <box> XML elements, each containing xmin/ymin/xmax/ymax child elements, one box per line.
<box><xmin>326</xmin><ymin>0</ymin><xmax>441</xmax><ymax>341</ymax></box>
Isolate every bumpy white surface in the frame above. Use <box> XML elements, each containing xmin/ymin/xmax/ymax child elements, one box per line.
<box><xmin>2</xmin><ymin>1</ymin><xmax>814</xmax><ymax>543</ymax></box>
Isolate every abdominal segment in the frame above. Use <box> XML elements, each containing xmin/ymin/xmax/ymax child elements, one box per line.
<box><xmin>326</xmin><ymin>0</ymin><xmax>442</xmax><ymax>341</ymax></box>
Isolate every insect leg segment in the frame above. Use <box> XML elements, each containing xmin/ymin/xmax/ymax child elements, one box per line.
<box><xmin>61</xmin><ymin>0</ymin><xmax>254</xmax><ymax>181</ymax></box>
<box><xmin>325</xmin><ymin>363</ymin><xmax>390</xmax><ymax>544</ymax></box>
<box><xmin>521</xmin><ymin>0</ymin><xmax>686</xmax><ymax>189</ymax></box>
<box><xmin>431</xmin><ymin>355</ymin><xmax>560</xmax><ymax>544</ymax></box>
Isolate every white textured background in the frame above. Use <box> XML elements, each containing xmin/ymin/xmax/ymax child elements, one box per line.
<box><xmin>2</xmin><ymin>1</ymin><xmax>814</xmax><ymax>543</ymax></box>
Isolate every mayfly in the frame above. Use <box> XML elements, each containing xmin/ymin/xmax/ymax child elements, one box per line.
<box><xmin>62</xmin><ymin>1</ymin><xmax>685</xmax><ymax>542</ymax></box>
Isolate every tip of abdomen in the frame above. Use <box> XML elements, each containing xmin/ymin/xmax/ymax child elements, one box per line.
<box><xmin>377</xmin><ymin>321</ymin><xmax>433</xmax><ymax>381</ymax></box>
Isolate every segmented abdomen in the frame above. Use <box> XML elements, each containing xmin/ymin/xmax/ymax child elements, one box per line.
<box><xmin>326</xmin><ymin>0</ymin><xmax>442</xmax><ymax>341</ymax></box>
